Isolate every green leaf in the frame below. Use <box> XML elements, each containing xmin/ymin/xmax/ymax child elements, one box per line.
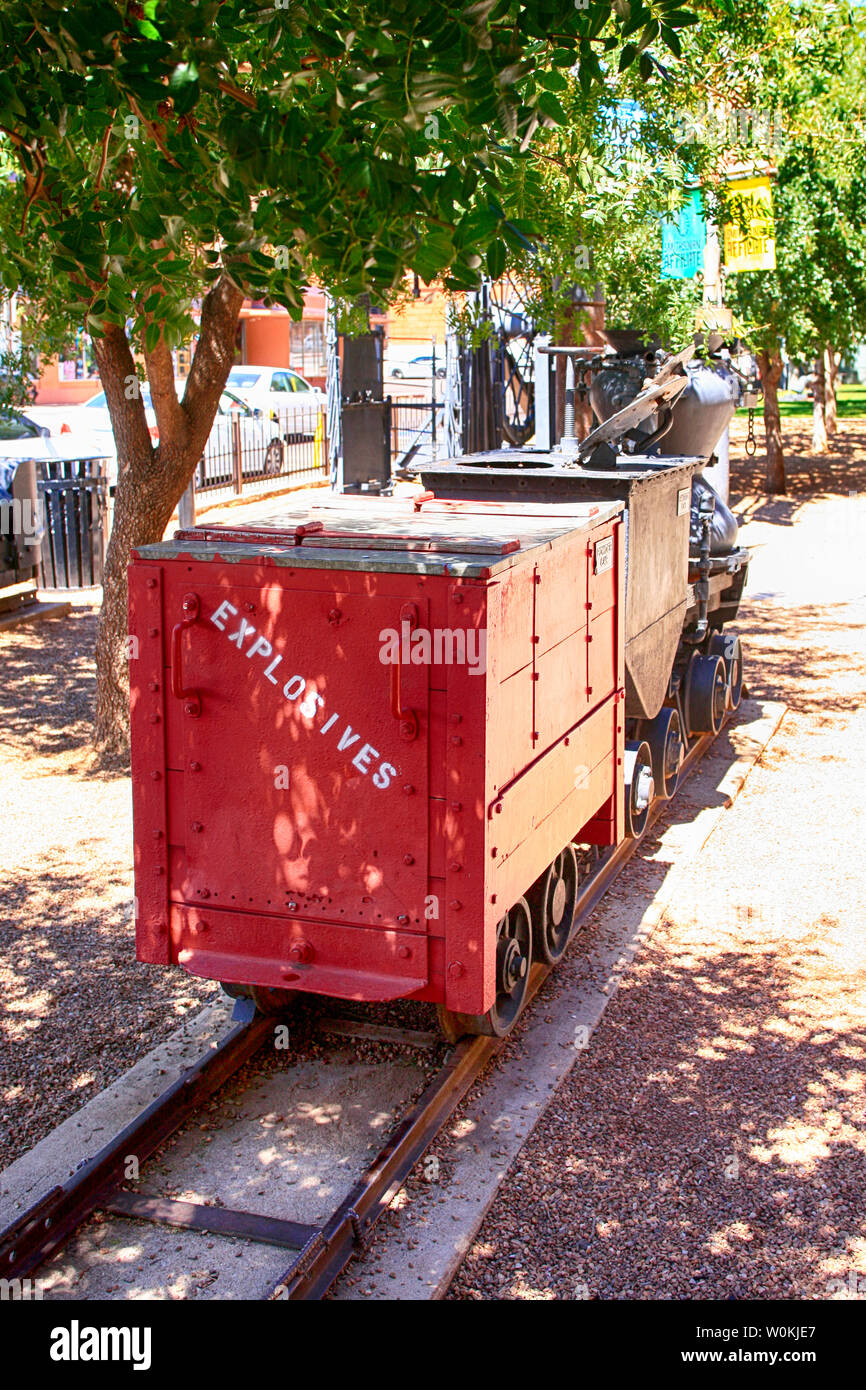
<box><xmin>486</xmin><ymin>238</ymin><xmax>507</xmax><ymax>279</ymax></box>
<box><xmin>660</xmin><ymin>25</ymin><xmax>681</xmax><ymax>57</ymax></box>
<box><xmin>537</xmin><ymin>91</ymin><xmax>568</xmax><ymax>125</ymax></box>
<box><xmin>618</xmin><ymin>41</ymin><xmax>638</xmax><ymax>71</ymax></box>
<box><xmin>144</xmin><ymin>320</ymin><xmax>161</xmax><ymax>354</ymax></box>
<box><xmin>537</xmin><ymin>69</ymin><xmax>568</xmax><ymax>92</ymax></box>
<box><xmin>663</xmin><ymin>10</ymin><xmax>700</xmax><ymax>26</ymax></box>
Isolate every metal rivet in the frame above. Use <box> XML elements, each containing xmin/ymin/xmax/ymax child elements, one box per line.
<box><xmin>191</xmin><ymin>822</ymin><xmax>203</xmax><ymax>833</ymax></box>
<box><xmin>148</xmin><ymin>627</ymin><xmax>158</xmax><ymax>637</ymax></box>
<box><xmin>148</xmin><ymin>680</ymin><xmax>158</xmax><ymax>692</ymax></box>
<box><xmin>403</xmin><ymin>784</ymin><xmax>415</xmax><ymax>796</ymax></box>
<box><xmin>146</xmin><ymin>578</ymin><xmax>157</xmax><ymax>589</ymax></box>
<box><xmin>287</xmin><ymin>901</ymin><xmax>298</xmax><ymax>911</ymax></box>
<box><xmin>449</xmin><ymin>860</ymin><xmax>462</xmax><ymax>873</ymax></box>
<box><xmin>449</xmin><ymin>899</ymin><xmax>462</xmax><ymax>911</ymax></box>
<box><xmin>403</xmin><ymin>854</ymin><xmax>415</xmax><ymax>866</ymax></box>
<box><xmin>328</xmin><ymin>608</ymin><xmax>342</xmax><ymax>624</ymax></box>
<box><xmin>196</xmin><ymin>888</ymin><xmax>210</xmax><ymax>898</ymax></box>
<box><xmin>450</xmin><ymin>713</ymin><xmax>462</xmax><ymax>724</ymax></box>
<box><xmin>448</xmin><ymin>961</ymin><xmax>464</xmax><ymax>979</ymax></box>
<box><xmin>190</xmin><ymin>761</ymin><xmax>201</xmax><ymax>772</ymax></box>
<box><xmin>152</xmin><ymin>829</ymin><xmax>162</xmax><ymax>839</ymax></box>
<box><xmin>451</xmin><ymin>801</ymin><xmax>462</xmax><ymax>812</ymax></box>
<box><xmin>244</xmin><ymin>602</ymin><xmax>255</xmax><ymax>613</ymax></box>
<box><xmin>398</xmin><ymin>945</ymin><xmax>411</xmax><ymax>958</ymax></box>
<box><xmin>397</xmin><ymin>914</ymin><xmax>409</xmax><ymax>925</ymax></box>
<box><xmin>151</xmin><ymin>771</ymin><xmax>161</xmax><ymax>781</ymax></box>
<box><xmin>149</xmin><ymin>713</ymin><xmax>160</xmax><ymax>724</ymax></box>
<box><xmin>451</xmin><ymin>735</ymin><xmax>462</xmax><ymax>746</ymax></box>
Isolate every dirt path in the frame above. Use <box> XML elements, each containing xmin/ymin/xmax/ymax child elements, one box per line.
<box><xmin>449</xmin><ymin>422</ymin><xmax>866</xmax><ymax>1300</ymax></box>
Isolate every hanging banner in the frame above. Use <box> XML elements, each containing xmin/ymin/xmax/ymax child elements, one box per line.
<box><xmin>723</xmin><ymin>177</ymin><xmax>776</xmax><ymax>271</ymax></box>
<box><xmin>661</xmin><ymin>189</ymin><xmax>706</xmax><ymax>279</ymax></box>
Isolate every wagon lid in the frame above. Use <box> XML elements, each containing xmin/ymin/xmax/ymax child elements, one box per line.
<box><xmin>136</xmin><ymin>496</ymin><xmax>623</xmax><ymax>579</ymax></box>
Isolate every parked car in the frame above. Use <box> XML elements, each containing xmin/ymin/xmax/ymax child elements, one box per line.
<box><xmin>0</xmin><ymin>409</ymin><xmax>50</xmax><ymax>445</ymax></box>
<box><xmin>200</xmin><ymin>389</ymin><xmax>289</xmax><ymax>480</ymax></box>
<box><xmin>0</xmin><ymin>407</ymin><xmax>109</xmax><ymax>466</ymax></box>
<box><xmin>389</xmin><ymin>354</ymin><xmax>446</xmax><ymax>380</ymax></box>
<box><xmin>21</xmin><ymin>369</ymin><xmax>322</xmax><ymax>486</ymax></box>
<box><xmin>224</xmin><ymin>365</ymin><xmax>324</xmax><ymax>436</ymax></box>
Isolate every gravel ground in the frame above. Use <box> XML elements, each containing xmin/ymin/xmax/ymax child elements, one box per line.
<box><xmin>0</xmin><ymin>609</ymin><xmax>217</xmax><ymax>1169</ymax></box>
<box><xmin>448</xmin><ymin>419</ymin><xmax>866</xmax><ymax>1300</ymax></box>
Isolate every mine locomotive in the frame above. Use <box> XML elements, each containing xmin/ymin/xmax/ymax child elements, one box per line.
<box><xmin>128</xmin><ymin>336</ymin><xmax>749</xmax><ymax>1040</ymax></box>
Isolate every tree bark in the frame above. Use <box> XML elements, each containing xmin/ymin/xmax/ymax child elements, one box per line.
<box><xmin>756</xmin><ymin>348</ymin><xmax>785</xmax><ymax>494</ymax></box>
<box><xmin>93</xmin><ymin>276</ymin><xmax>244</xmax><ymax>755</ymax></box>
<box><xmin>824</xmin><ymin>343</ymin><xmax>838</xmax><ymax>434</ymax></box>
<box><xmin>811</xmin><ymin>353</ymin><xmax>828</xmax><ymax>453</ymax></box>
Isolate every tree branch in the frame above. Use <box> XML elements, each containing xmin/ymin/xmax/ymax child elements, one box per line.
<box><xmin>127</xmin><ymin>95</ymin><xmax>182</xmax><ymax>167</ymax></box>
<box><xmin>91</xmin><ymin>323</ymin><xmax>155</xmax><ymax>472</ymax></box>
<box><xmin>144</xmin><ymin>331</ymin><xmax>186</xmax><ymax>455</ymax></box>
<box><xmin>180</xmin><ymin>273</ymin><xmax>245</xmax><ymax>460</ymax></box>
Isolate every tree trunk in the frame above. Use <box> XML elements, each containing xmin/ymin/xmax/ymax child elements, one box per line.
<box><xmin>824</xmin><ymin>344</ymin><xmax>838</xmax><ymax>434</ymax></box>
<box><xmin>756</xmin><ymin>348</ymin><xmax>785</xmax><ymax>494</ymax></box>
<box><xmin>811</xmin><ymin>353</ymin><xmax>828</xmax><ymax>453</ymax></box>
<box><xmin>92</xmin><ymin>277</ymin><xmax>243</xmax><ymax>755</ymax></box>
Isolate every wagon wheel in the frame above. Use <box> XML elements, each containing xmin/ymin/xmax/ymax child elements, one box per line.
<box><xmin>646</xmin><ymin>705</ymin><xmax>684</xmax><ymax>800</ymax></box>
<box><xmin>709</xmin><ymin>631</ymin><xmax>744</xmax><ymax>710</ymax></box>
<box><xmin>685</xmin><ymin>652</ymin><xmax>727</xmax><ymax>736</ymax></box>
<box><xmin>437</xmin><ymin>897</ymin><xmax>533</xmax><ymax>1041</ymax></box>
<box><xmin>532</xmin><ymin>844</ymin><xmax>579</xmax><ymax>966</ymax></box>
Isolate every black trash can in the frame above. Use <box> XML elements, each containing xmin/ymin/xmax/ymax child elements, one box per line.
<box><xmin>37</xmin><ymin>460</ymin><xmax>108</xmax><ymax>589</ymax></box>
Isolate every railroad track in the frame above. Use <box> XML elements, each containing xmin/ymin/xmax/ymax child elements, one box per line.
<box><xmin>0</xmin><ymin>726</ymin><xmax>720</xmax><ymax>1301</ymax></box>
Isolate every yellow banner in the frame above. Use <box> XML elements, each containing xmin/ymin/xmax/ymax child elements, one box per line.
<box><xmin>724</xmin><ymin>177</ymin><xmax>776</xmax><ymax>272</ymax></box>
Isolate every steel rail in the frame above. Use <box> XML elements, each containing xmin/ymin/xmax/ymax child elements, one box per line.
<box><xmin>0</xmin><ymin>1012</ymin><xmax>274</xmax><ymax>1281</ymax></box>
<box><xmin>268</xmin><ymin>725</ymin><xmax>719</xmax><ymax>1299</ymax></box>
<box><xmin>0</xmin><ymin>725</ymin><xmax>720</xmax><ymax>1296</ymax></box>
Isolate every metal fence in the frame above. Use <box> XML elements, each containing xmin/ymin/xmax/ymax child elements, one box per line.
<box><xmin>194</xmin><ymin>404</ymin><xmax>328</xmax><ymax>503</ymax></box>
<box><xmin>389</xmin><ymin>396</ymin><xmax>447</xmax><ymax>470</ymax></box>
<box><xmin>36</xmin><ymin>459</ymin><xmax>107</xmax><ymax>589</ymax></box>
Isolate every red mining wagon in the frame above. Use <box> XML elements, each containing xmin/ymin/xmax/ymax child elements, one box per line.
<box><xmin>128</xmin><ymin>497</ymin><xmax>624</xmax><ymax>1036</ymax></box>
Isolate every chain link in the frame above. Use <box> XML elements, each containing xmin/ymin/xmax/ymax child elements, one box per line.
<box><xmin>745</xmin><ymin>407</ymin><xmax>757</xmax><ymax>456</ymax></box>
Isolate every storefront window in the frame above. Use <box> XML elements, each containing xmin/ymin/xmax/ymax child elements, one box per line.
<box><xmin>58</xmin><ymin>333</ymin><xmax>100</xmax><ymax>381</ymax></box>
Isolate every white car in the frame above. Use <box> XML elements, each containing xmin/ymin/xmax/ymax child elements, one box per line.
<box><xmin>224</xmin><ymin>365</ymin><xmax>324</xmax><ymax>431</ymax></box>
<box><xmin>389</xmin><ymin>354</ymin><xmax>446</xmax><ymax>380</ymax></box>
<box><xmin>25</xmin><ymin>369</ymin><xmax>322</xmax><ymax>484</ymax></box>
<box><xmin>34</xmin><ymin>381</ymin><xmax>178</xmax><ymax>477</ymax></box>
